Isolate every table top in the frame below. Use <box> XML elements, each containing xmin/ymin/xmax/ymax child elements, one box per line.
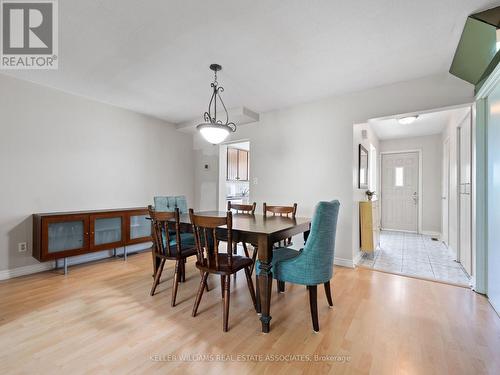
<box><xmin>179</xmin><ymin>211</ymin><xmax>311</xmax><ymax>235</ymax></box>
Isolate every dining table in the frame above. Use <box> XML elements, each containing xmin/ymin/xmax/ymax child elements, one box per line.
<box><xmin>170</xmin><ymin>211</ymin><xmax>312</xmax><ymax>333</ymax></box>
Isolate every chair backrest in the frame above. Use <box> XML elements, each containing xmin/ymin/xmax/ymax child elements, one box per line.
<box><xmin>175</xmin><ymin>196</ymin><xmax>188</xmax><ymax>214</ymax></box>
<box><xmin>300</xmin><ymin>200</ymin><xmax>340</xmax><ymax>283</ymax></box>
<box><xmin>153</xmin><ymin>195</ymin><xmax>188</xmax><ymax>214</ymax></box>
<box><xmin>148</xmin><ymin>205</ymin><xmax>182</xmax><ymax>259</ymax></box>
<box><xmin>263</xmin><ymin>203</ymin><xmax>297</xmax><ymax>218</ymax></box>
<box><xmin>189</xmin><ymin>209</ymin><xmax>233</xmax><ymax>270</ymax></box>
<box><xmin>227</xmin><ymin>201</ymin><xmax>256</xmax><ymax>214</ymax></box>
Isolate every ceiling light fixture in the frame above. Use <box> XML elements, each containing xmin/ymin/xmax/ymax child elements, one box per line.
<box><xmin>197</xmin><ymin>64</ymin><xmax>236</xmax><ymax>144</ymax></box>
<box><xmin>398</xmin><ymin>115</ymin><xmax>418</xmax><ymax>125</ymax></box>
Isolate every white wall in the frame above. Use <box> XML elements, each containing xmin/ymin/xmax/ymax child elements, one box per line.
<box><xmin>442</xmin><ymin>108</ymin><xmax>471</xmax><ymax>256</ymax></box>
<box><xmin>487</xmin><ymin>81</ymin><xmax>500</xmax><ymax>314</ymax></box>
<box><xmin>193</xmin><ymin>73</ymin><xmax>474</xmax><ymax>265</ymax></box>
<box><xmin>0</xmin><ymin>74</ymin><xmax>195</xmax><ymax>272</ymax></box>
<box><xmin>379</xmin><ymin>134</ymin><xmax>443</xmax><ymax>235</ymax></box>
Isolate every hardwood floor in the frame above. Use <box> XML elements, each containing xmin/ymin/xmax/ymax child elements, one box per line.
<box><xmin>0</xmin><ymin>252</ymin><xmax>499</xmax><ymax>375</ymax></box>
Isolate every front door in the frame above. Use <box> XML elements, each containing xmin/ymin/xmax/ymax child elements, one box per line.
<box><xmin>381</xmin><ymin>152</ymin><xmax>419</xmax><ymax>232</ymax></box>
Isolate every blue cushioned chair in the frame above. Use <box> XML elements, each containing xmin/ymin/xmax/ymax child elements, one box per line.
<box><xmin>175</xmin><ymin>196</ymin><xmax>188</xmax><ymax>214</ymax></box>
<box><xmin>257</xmin><ymin>200</ymin><xmax>340</xmax><ymax>332</ymax></box>
<box><xmin>154</xmin><ymin>196</ymin><xmax>174</xmax><ymax>212</ymax></box>
<box><xmin>154</xmin><ymin>195</ymin><xmax>188</xmax><ymax>214</ymax></box>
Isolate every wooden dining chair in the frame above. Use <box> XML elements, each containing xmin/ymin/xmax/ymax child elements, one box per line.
<box><xmin>189</xmin><ymin>209</ymin><xmax>257</xmax><ymax>332</ymax></box>
<box><xmin>227</xmin><ymin>202</ymin><xmax>259</xmax><ymax>274</ymax></box>
<box><xmin>263</xmin><ymin>202</ymin><xmax>298</xmax><ymax>247</ymax></box>
<box><xmin>148</xmin><ymin>206</ymin><xmax>198</xmax><ymax>307</ymax></box>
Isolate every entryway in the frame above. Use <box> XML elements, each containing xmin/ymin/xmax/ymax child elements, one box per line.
<box><xmin>355</xmin><ymin>105</ymin><xmax>474</xmax><ymax>286</ymax></box>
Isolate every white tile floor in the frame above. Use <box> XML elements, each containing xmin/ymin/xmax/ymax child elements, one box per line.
<box><xmin>357</xmin><ymin>231</ymin><xmax>471</xmax><ymax>286</ymax></box>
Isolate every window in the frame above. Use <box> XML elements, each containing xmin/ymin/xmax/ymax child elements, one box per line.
<box><xmin>395</xmin><ymin>167</ymin><xmax>404</xmax><ymax>187</ymax></box>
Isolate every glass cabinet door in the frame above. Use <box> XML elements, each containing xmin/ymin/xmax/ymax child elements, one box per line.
<box><xmin>42</xmin><ymin>215</ymin><xmax>89</xmax><ymax>257</ymax></box>
<box><xmin>129</xmin><ymin>214</ymin><xmax>151</xmax><ymax>240</ymax></box>
<box><xmin>48</xmin><ymin>220</ymin><xmax>85</xmax><ymax>253</ymax></box>
<box><xmin>90</xmin><ymin>214</ymin><xmax>125</xmax><ymax>250</ymax></box>
<box><xmin>94</xmin><ymin>217</ymin><xmax>122</xmax><ymax>245</ymax></box>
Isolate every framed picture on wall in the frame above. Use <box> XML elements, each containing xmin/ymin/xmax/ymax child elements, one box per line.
<box><xmin>358</xmin><ymin>144</ymin><xmax>369</xmax><ymax>189</ymax></box>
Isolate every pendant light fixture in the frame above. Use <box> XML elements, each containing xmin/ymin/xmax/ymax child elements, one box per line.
<box><xmin>196</xmin><ymin>64</ymin><xmax>236</xmax><ymax>144</ymax></box>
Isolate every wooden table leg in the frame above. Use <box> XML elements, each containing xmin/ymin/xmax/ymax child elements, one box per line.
<box><xmin>257</xmin><ymin>235</ymin><xmax>273</xmax><ymax>333</ymax></box>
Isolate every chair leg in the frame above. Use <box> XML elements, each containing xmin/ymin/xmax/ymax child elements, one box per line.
<box><xmin>178</xmin><ymin>260</ymin><xmax>183</xmax><ymax>283</ymax></box>
<box><xmin>192</xmin><ymin>271</ymin><xmax>209</xmax><ymax>317</ymax></box>
<box><xmin>250</xmin><ymin>245</ymin><xmax>258</xmax><ymax>275</ymax></box>
<box><xmin>223</xmin><ymin>275</ymin><xmax>231</xmax><ymax>332</ymax></box>
<box><xmin>150</xmin><ymin>258</ymin><xmax>165</xmax><ymax>296</ymax></box>
<box><xmin>152</xmin><ymin>249</ymin><xmax>157</xmax><ymax>278</ymax></box>
<box><xmin>244</xmin><ymin>267</ymin><xmax>257</xmax><ymax>311</ymax></box>
<box><xmin>200</xmin><ymin>269</ymin><xmax>209</xmax><ymax>292</ymax></box>
<box><xmin>307</xmin><ymin>285</ymin><xmax>319</xmax><ymax>332</ymax></box>
<box><xmin>242</xmin><ymin>243</ymin><xmax>250</xmax><ymax>258</ymax></box>
<box><xmin>171</xmin><ymin>260</ymin><xmax>181</xmax><ymax>307</ymax></box>
<box><xmin>232</xmin><ymin>243</ymin><xmax>238</xmax><ymax>281</ymax></box>
<box><xmin>277</xmin><ymin>280</ymin><xmax>285</xmax><ymax>293</ymax></box>
<box><xmin>255</xmin><ymin>273</ymin><xmax>261</xmax><ymax>314</ymax></box>
<box><xmin>181</xmin><ymin>259</ymin><xmax>186</xmax><ymax>283</ymax></box>
<box><xmin>220</xmin><ymin>275</ymin><xmax>225</xmax><ymax>298</ymax></box>
<box><xmin>324</xmin><ymin>281</ymin><xmax>333</xmax><ymax>308</ymax></box>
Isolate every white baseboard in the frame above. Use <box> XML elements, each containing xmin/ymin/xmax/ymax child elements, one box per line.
<box><xmin>489</xmin><ymin>298</ymin><xmax>500</xmax><ymax>318</ymax></box>
<box><xmin>0</xmin><ymin>244</ymin><xmax>152</xmax><ymax>281</ymax></box>
<box><xmin>353</xmin><ymin>251</ymin><xmax>363</xmax><ymax>266</ymax></box>
<box><xmin>334</xmin><ymin>257</ymin><xmax>355</xmax><ymax>268</ymax></box>
<box><xmin>0</xmin><ymin>262</ymin><xmax>54</xmax><ymax>281</ymax></box>
<box><xmin>421</xmin><ymin>231</ymin><xmax>441</xmax><ymax>239</ymax></box>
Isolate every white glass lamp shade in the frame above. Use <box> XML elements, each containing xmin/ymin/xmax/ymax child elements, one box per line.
<box><xmin>197</xmin><ymin>123</ymin><xmax>230</xmax><ymax>144</ymax></box>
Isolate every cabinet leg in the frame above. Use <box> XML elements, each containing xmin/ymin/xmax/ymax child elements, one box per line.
<box><xmin>124</xmin><ymin>246</ymin><xmax>127</xmax><ymax>261</ymax></box>
<box><xmin>64</xmin><ymin>257</ymin><xmax>68</xmax><ymax>275</ymax></box>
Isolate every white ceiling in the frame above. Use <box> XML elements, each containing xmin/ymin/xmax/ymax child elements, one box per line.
<box><xmin>369</xmin><ymin>106</ymin><xmax>470</xmax><ymax>140</ymax></box>
<box><xmin>3</xmin><ymin>0</ymin><xmax>498</xmax><ymax>124</ymax></box>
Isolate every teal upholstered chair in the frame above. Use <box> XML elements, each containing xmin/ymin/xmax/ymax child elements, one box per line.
<box><xmin>175</xmin><ymin>196</ymin><xmax>188</xmax><ymax>214</ymax></box>
<box><xmin>257</xmin><ymin>200</ymin><xmax>340</xmax><ymax>332</ymax></box>
<box><xmin>154</xmin><ymin>196</ymin><xmax>175</xmax><ymax>212</ymax></box>
<box><xmin>154</xmin><ymin>196</ymin><xmax>188</xmax><ymax>214</ymax></box>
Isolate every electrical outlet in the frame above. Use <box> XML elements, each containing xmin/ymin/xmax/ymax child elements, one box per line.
<box><xmin>253</xmin><ymin>177</ymin><xmax>258</xmax><ymax>185</ymax></box>
<box><xmin>18</xmin><ymin>242</ymin><xmax>27</xmax><ymax>253</ymax></box>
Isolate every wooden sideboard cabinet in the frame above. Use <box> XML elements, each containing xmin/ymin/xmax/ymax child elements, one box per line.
<box><xmin>33</xmin><ymin>207</ymin><xmax>152</xmax><ymax>262</ymax></box>
<box><xmin>359</xmin><ymin>201</ymin><xmax>380</xmax><ymax>253</ymax></box>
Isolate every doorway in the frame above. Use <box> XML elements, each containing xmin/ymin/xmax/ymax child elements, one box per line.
<box><xmin>356</xmin><ymin>106</ymin><xmax>472</xmax><ymax>286</ymax></box>
<box><xmin>381</xmin><ymin>151</ymin><xmax>420</xmax><ymax>232</ymax></box>
<box><xmin>218</xmin><ymin>140</ymin><xmax>250</xmax><ymax>211</ymax></box>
